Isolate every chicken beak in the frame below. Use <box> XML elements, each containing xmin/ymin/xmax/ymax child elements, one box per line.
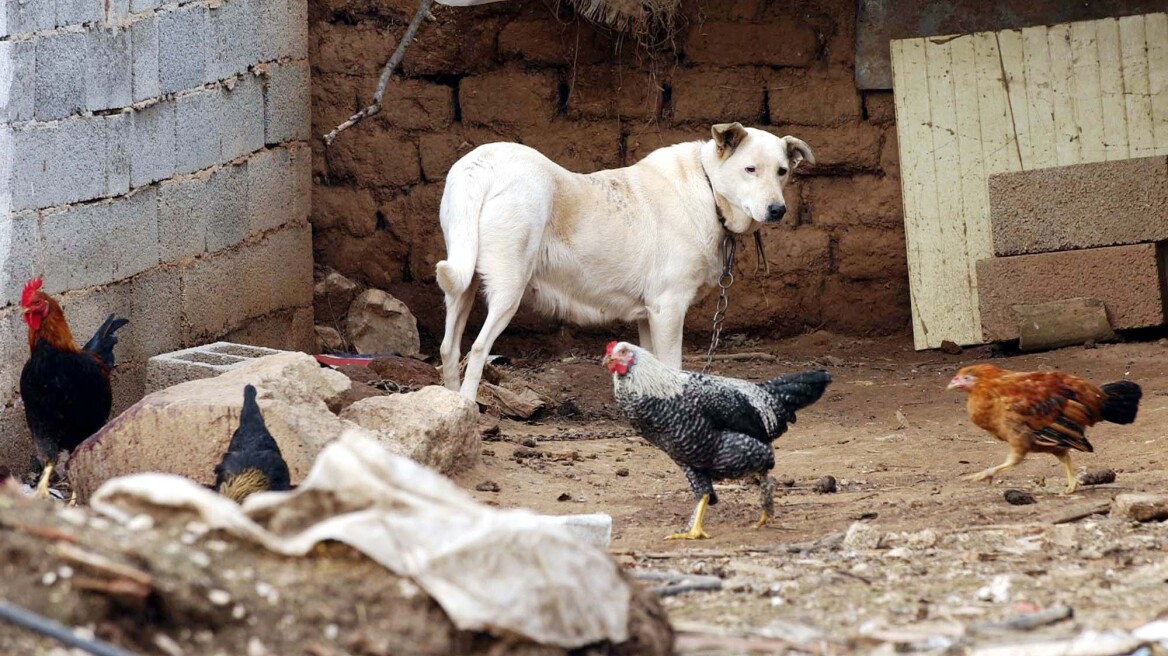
<box><xmin>946</xmin><ymin>378</ymin><xmax>961</xmax><ymax>390</ymax></box>
<box><xmin>601</xmin><ymin>354</ymin><xmax>611</xmax><ymax>368</ymax></box>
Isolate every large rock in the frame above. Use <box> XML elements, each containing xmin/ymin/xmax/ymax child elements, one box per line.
<box><xmin>313</xmin><ymin>267</ymin><xmax>360</xmax><ymax>323</ymax></box>
<box><xmin>314</xmin><ymin>324</ymin><xmax>346</xmax><ymax>353</ymax></box>
<box><xmin>1113</xmin><ymin>493</ymin><xmax>1168</xmax><ymax>523</ymax></box>
<box><xmin>341</xmin><ymin>386</ymin><xmax>479</xmax><ymax>475</ymax></box>
<box><xmin>67</xmin><ymin>352</ymin><xmax>356</xmax><ymax>501</ymax></box>
<box><xmin>346</xmin><ymin>289</ymin><xmax>421</xmax><ymax>357</ymax></box>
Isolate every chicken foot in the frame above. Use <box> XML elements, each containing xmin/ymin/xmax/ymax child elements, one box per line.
<box><xmin>753</xmin><ymin>474</ymin><xmax>776</xmax><ymax>530</ymax></box>
<box><xmin>965</xmin><ymin>448</ymin><xmax>1024</xmax><ymax>485</ymax></box>
<box><xmin>33</xmin><ymin>463</ymin><xmax>54</xmax><ymax>499</ymax></box>
<box><xmin>1056</xmin><ymin>452</ymin><xmax>1077</xmax><ymax>495</ymax></box>
<box><xmin>666</xmin><ymin>493</ymin><xmax>711</xmax><ymax>540</ymax></box>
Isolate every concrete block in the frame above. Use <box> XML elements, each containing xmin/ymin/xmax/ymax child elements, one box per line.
<box><xmin>103</xmin><ymin>0</ymin><xmax>128</xmax><ymax>24</ymax></box>
<box><xmin>130</xmin><ymin>99</ymin><xmax>176</xmax><ymax>188</ymax></box>
<box><xmin>157</xmin><ymin>4</ymin><xmax>206</xmax><ymax>95</ymax></box>
<box><xmin>0</xmin><ymin>212</ymin><xmax>43</xmax><ymax>306</ymax></box>
<box><xmin>0</xmin><ymin>40</ymin><xmax>36</xmax><ymax>123</ymax></box>
<box><xmin>224</xmin><ymin>305</ymin><xmax>315</xmax><ymax>353</ymax></box>
<box><xmin>180</xmin><ymin>247</ymin><xmax>241</xmax><ymax>337</ymax></box>
<box><xmin>0</xmin><ymin>306</ymin><xmax>28</xmax><ymax>403</ymax></box>
<box><xmin>174</xmin><ymin>87</ymin><xmax>219</xmax><ymax>174</ymax></box>
<box><xmin>35</xmin><ymin>31</ymin><xmax>87</xmax><ymax>120</ymax></box>
<box><xmin>8</xmin><ymin>0</ymin><xmax>55</xmax><ymax>35</ymax></box>
<box><xmin>245</xmin><ymin>146</ymin><xmax>289</xmax><ymax>233</ymax></box>
<box><xmin>129</xmin><ymin>0</ymin><xmax>162</xmax><ymax>12</ymax></box>
<box><xmin>289</xmin><ymin>143</ymin><xmax>310</xmax><ymax>225</ymax></box>
<box><xmin>977</xmin><ymin>243</ymin><xmax>1166</xmax><ymax>342</ymax></box>
<box><xmin>158</xmin><ymin>174</ymin><xmax>209</xmax><ymax>260</ymax></box>
<box><xmin>256</xmin><ymin>0</ymin><xmax>306</xmax><ymax>61</ymax></box>
<box><xmin>142</xmin><ymin>343</ymin><xmax>286</xmax><ymax>392</ymax></box>
<box><xmin>205</xmin><ymin>0</ymin><xmax>259</xmax><ymax>82</ymax></box>
<box><xmin>41</xmin><ymin>188</ymin><xmax>160</xmax><ymax>290</ymax></box>
<box><xmin>12</xmin><ymin>118</ymin><xmax>108</xmax><ymax>211</ymax></box>
<box><xmin>204</xmin><ymin>161</ymin><xmax>249</xmax><ymax>252</ymax></box>
<box><xmin>218</xmin><ymin>73</ymin><xmax>264</xmax><ymax>161</ymax></box>
<box><xmin>105</xmin><ymin>110</ymin><xmax>132</xmax><ymax>197</ymax></box>
<box><xmin>85</xmin><ymin>26</ymin><xmax>132</xmax><ymax>111</ymax></box>
<box><xmin>128</xmin><ymin>264</ymin><xmax>184</xmax><ymax>358</ymax></box>
<box><xmin>130</xmin><ymin>15</ymin><xmax>160</xmax><ymax>102</ymax></box>
<box><xmin>988</xmin><ymin>156</ymin><xmax>1168</xmax><ymax>256</ymax></box>
<box><xmin>0</xmin><ymin>400</ymin><xmax>36</xmax><ymax>480</ymax></box>
<box><xmin>1015</xmin><ymin>297</ymin><xmax>1116</xmax><ymax>352</ymax></box>
<box><xmin>263</xmin><ymin>60</ymin><xmax>309</xmax><ymax>144</ymax></box>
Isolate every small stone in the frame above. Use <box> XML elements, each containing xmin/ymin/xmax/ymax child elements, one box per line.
<box><xmin>513</xmin><ymin>446</ymin><xmax>540</xmax><ymax>459</ymax></box>
<box><xmin>905</xmin><ymin>529</ymin><xmax>938</xmax><ymax>549</ymax></box>
<box><xmin>557</xmin><ymin>492</ymin><xmax>571</xmax><ymax>502</ymax></box>
<box><xmin>1004</xmin><ymin>489</ymin><xmax>1035</xmax><ymax>505</ymax></box>
<box><xmin>1113</xmin><ymin>493</ymin><xmax>1168</xmax><ymax>522</ymax></box>
<box><xmin>346</xmin><ymin>288</ymin><xmax>421</xmax><ymax>357</ymax></box>
<box><xmin>1079</xmin><ymin>468</ymin><xmax>1116</xmax><ymax>486</ymax></box>
<box><xmin>939</xmin><ymin>340</ymin><xmax>963</xmax><ymax>355</ymax></box>
<box><xmin>208</xmin><ymin>589</ymin><xmax>232</xmax><ymax>606</ymax></box>
<box><xmin>813</xmin><ymin>476</ymin><xmax>838</xmax><ymax>494</ymax></box>
<box><xmin>843</xmin><ymin>521</ymin><xmax>882</xmax><ymax>550</ymax></box>
<box><xmin>976</xmin><ymin>574</ymin><xmax>1012</xmax><ymax>603</ymax></box>
<box><xmin>779</xmin><ymin>477</ymin><xmax>795</xmax><ymax>487</ymax></box>
<box><xmin>616</xmin><ymin>467</ymin><xmax>629</xmax><ymax>477</ymax></box>
<box><xmin>475</xmin><ymin>481</ymin><xmax>500</xmax><ymax>492</ymax></box>
<box><xmin>521</xmin><ymin>437</ymin><xmax>538</xmax><ymax>448</ymax></box>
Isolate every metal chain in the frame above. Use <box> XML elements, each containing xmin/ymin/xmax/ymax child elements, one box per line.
<box><xmin>703</xmin><ymin>233</ymin><xmax>737</xmax><ymax>373</ymax></box>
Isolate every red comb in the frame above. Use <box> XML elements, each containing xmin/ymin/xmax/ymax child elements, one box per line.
<box><xmin>20</xmin><ymin>277</ymin><xmax>42</xmax><ymax>307</ymax></box>
<box><xmin>605</xmin><ymin>341</ymin><xmax>618</xmax><ymax>355</ymax></box>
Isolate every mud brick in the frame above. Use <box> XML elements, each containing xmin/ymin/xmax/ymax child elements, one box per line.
<box><xmin>767</xmin><ymin>70</ymin><xmax>861</xmax><ymax>127</ymax></box>
<box><xmin>988</xmin><ymin>156</ymin><xmax>1168</xmax><ymax>256</ymax></box>
<box><xmin>684</xmin><ymin>20</ymin><xmax>817</xmax><ymax>67</ymax></box>
<box><xmin>521</xmin><ymin>121</ymin><xmax>621</xmax><ymax>172</ymax></box>
<box><xmin>837</xmin><ymin>226</ymin><xmax>906</xmax><ymax>280</ymax></box>
<box><xmin>460</xmin><ymin>68</ymin><xmax>557</xmax><ymax>128</ymax></box>
<box><xmin>671</xmin><ymin>67</ymin><xmax>764</xmax><ymax>125</ymax></box>
<box><xmin>977</xmin><ymin>243</ymin><xmax>1166</xmax><ymax>341</ymax></box>
<box><xmin>625</xmin><ymin>127</ymin><xmax>703</xmax><ymax>164</ymax></box>
<box><xmin>762</xmin><ymin>123</ymin><xmax>881</xmax><ymax>173</ymax></box>
<box><xmin>566</xmin><ymin>67</ymin><xmax>661</xmax><ymax>121</ymax></box>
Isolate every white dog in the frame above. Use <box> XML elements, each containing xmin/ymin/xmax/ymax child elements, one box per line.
<box><xmin>436</xmin><ymin>122</ymin><xmax>814</xmax><ymax>400</ymax></box>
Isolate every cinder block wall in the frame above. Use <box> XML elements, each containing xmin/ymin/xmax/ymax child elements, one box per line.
<box><xmin>0</xmin><ymin>0</ymin><xmax>314</xmax><ymax>475</ymax></box>
<box><xmin>309</xmin><ymin>0</ymin><xmax>910</xmax><ymax>349</ymax></box>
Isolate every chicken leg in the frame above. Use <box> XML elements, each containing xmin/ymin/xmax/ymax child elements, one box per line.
<box><xmin>753</xmin><ymin>474</ymin><xmax>775</xmax><ymax>530</ymax></box>
<box><xmin>33</xmin><ymin>462</ymin><xmax>54</xmax><ymax>499</ymax></box>
<box><xmin>1056</xmin><ymin>451</ymin><xmax>1077</xmax><ymax>495</ymax></box>
<box><xmin>666</xmin><ymin>493</ymin><xmax>711</xmax><ymax>540</ymax></box>
<box><xmin>966</xmin><ymin>447</ymin><xmax>1024</xmax><ymax>485</ymax></box>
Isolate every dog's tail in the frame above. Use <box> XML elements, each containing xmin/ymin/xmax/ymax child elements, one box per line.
<box><xmin>435</xmin><ymin>159</ymin><xmax>487</xmax><ymax>297</ymax></box>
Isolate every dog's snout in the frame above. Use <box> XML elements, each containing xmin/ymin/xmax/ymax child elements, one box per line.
<box><xmin>766</xmin><ymin>203</ymin><xmax>786</xmax><ymax>222</ymax></box>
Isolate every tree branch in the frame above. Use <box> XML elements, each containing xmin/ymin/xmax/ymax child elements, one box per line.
<box><xmin>321</xmin><ymin>0</ymin><xmax>436</xmax><ymax>146</ymax></box>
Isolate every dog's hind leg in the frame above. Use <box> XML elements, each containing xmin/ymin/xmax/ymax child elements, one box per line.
<box><xmin>637</xmin><ymin>318</ymin><xmax>654</xmax><ymax>355</ymax></box>
<box><xmin>459</xmin><ymin>290</ymin><xmax>522</xmax><ymax>401</ymax></box>
<box><xmin>439</xmin><ymin>277</ymin><xmax>479</xmax><ymax>391</ymax></box>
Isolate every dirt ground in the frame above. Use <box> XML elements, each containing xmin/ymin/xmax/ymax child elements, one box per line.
<box><xmin>453</xmin><ymin>330</ymin><xmax>1168</xmax><ymax>654</ymax></box>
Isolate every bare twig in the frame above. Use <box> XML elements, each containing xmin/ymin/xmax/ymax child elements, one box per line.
<box><xmin>968</xmin><ymin>605</ymin><xmax>1073</xmax><ymax>634</ymax></box>
<box><xmin>0</xmin><ymin>601</ymin><xmax>139</xmax><ymax>656</ymax></box>
<box><xmin>321</xmin><ymin>0</ymin><xmax>436</xmax><ymax>146</ymax></box>
<box><xmin>1045</xmin><ymin>501</ymin><xmax>1112</xmax><ymax>525</ymax></box>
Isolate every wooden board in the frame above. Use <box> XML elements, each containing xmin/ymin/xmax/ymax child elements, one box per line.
<box><xmin>893</xmin><ymin>13</ymin><xmax>1168</xmax><ymax>350</ymax></box>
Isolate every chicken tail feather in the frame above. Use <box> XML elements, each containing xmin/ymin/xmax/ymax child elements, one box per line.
<box><xmin>764</xmin><ymin>370</ymin><xmax>832</xmax><ymax>411</ymax></box>
<box><xmin>1100</xmin><ymin>380</ymin><xmax>1141</xmax><ymax>425</ymax></box>
<box><xmin>81</xmin><ymin>314</ymin><xmax>129</xmax><ymax>369</ymax></box>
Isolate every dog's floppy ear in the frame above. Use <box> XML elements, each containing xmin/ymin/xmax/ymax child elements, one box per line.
<box><xmin>711</xmin><ymin>122</ymin><xmax>748</xmax><ymax>158</ymax></box>
<box><xmin>782</xmin><ymin>136</ymin><xmax>815</xmax><ymax>169</ymax></box>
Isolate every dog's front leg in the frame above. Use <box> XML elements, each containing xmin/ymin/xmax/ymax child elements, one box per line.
<box><xmin>648</xmin><ymin>303</ymin><xmax>687</xmax><ymax>370</ymax></box>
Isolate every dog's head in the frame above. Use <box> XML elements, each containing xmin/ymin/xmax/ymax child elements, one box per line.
<box><xmin>703</xmin><ymin>122</ymin><xmax>814</xmax><ymax>232</ymax></box>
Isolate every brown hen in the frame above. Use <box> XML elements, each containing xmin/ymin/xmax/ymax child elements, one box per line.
<box><xmin>947</xmin><ymin>364</ymin><xmax>1141</xmax><ymax>494</ymax></box>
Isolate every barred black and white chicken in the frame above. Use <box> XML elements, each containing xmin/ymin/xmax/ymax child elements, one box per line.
<box><xmin>603</xmin><ymin>341</ymin><xmax>831</xmax><ymax>540</ymax></box>
<box><xmin>214</xmin><ymin>385</ymin><xmax>291</xmax><ymax>503</ymax></box>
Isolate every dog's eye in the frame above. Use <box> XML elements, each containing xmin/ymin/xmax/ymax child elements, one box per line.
<box><xmin>745</xmin><ymin>166</ymin><xmax>756</xmax><ymax>174</ymax></box>
<box><xmin>778</xmin><ymin>167</ymin><xmax>789</xmax><ymax>176</ymax></box>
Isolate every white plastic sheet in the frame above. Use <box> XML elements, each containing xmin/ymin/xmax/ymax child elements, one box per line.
<box><xmin>90</xmin><ymin>430</ymin><xmax>630</xmax><ymax>648</ymax></box>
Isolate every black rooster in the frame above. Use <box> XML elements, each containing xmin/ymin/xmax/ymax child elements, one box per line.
<box><xmin>604</xmin><ymin>341</ymin><xmax>831</xmax><ymax>540</ymax></box>
<box><xmin>214</xmin><ymin>385</ymin><xmax>291</xmax><ymax>503</ymax></box>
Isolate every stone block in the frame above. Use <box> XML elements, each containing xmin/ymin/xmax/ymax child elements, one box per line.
<box><xmin>130</xmin><ymin>99</ymin><xmax>176</xmax><ymax>188</ymax></box>
<box><xmin>977</xmin><ymin>243</ymin><xmax>1166</xmax><ymax>341</ymax></box>
<box><xmin>130</xmin><ymin>15</ymin><xmax>160</xmax><ymax>103</ymax></box>
<box><xmin>219</xmin><ymin>73</ymin><xmax>265</xmax><ymax>160</ymax></box>
<box><xmin>0</xmin><ymin>40</ymin><xmax>35</xmax><ymax>122</ymax></box>
<box><xmin>988</xmin><ymin>156</ymin><xmax>1168</xmax><ymax>256</ymax></box>
<box><xmin>58</xmin><ymin>0</ymin><xmax>101</xmax><ymax>26</ymax></box>
<box><xmin>174</xmin><ymin>87</ymin><xmax>219</xmax><ymax>174</ymax></box>
<box><xmin>11</xmin><ymin>118</ymin><xmax>108</xmax><ymax>211</ymax></box>
<box><xmin>158</xmin><ymin>4</ymin><xmax>207</xmax><ymax>95</ymax></box>
<box><xmin>204</xmin><ymin>161</ymin><xmax>250</xmax><ymax>252</ymax></box>
<box><xmin>263</xmin><ymin>60</ymin><xmax>310</xmax><ymax>144</ymax></box>
<box><xmin>205</xmin><ymin>0</ymin><xmax>259</xmax><ymax>82</ymax></box>
<box><xmin>35</xmin><ymin>31</ymin><xmax>87</xmax><ymax>121</ymax></box>
<box><xmin>105</xmin><ymin>110</ymin><xmax>132</xmax><ymax>197</ymax></box>
<box><xmin>143</xmin><ymin>341</ymin><xmax>285</xmax><ymax>393</ymax></box>
<box><xmin>40</xmin><ymin>188</ymin><xmax>160</xmax><ymax>290</ymax></box>
<box><xmin>685</xmin><ymin>20</ymin><xmax>817</xmax><ymax>67</ymax></box>
<box><xmin>0</xmin><ymin>212</ymin><xmax>42</xmax><ymax>305</ymax></box>
<box><xmin>85</xmin><ymin>26</ymin><xmax>132</xmax><ymax>112</ymax></box>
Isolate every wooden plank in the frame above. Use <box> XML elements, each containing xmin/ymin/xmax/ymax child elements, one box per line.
<box><xmin>1148</xmin><ymin>13</ymin><xmax>1168</xmax><ymax>152</ymax></box>
<box><xmin>1048</xmin><ymin>23</ymin><xmax>1081</xmax><ymax>165</ymax></box>
<box><xmin>1022</xmin><ymin>26</ymin><xmax>1058</xmax><ymax>169</ymax></box>
<box><xmin>951</xmin><ymin>35</ymin><xmax>992</xmax><ymax>337</ymax></box>
<box><xmin>1071</xmin><ymin>20</ymin><xmax>1107</xmax><ymax>162</ymax></box>
<box><xmin>975</xmin><ymin>32</ymin><xmax>1021</xmax><ymax>174</ymax></box>
<box><xmin>892</xmin><ymin>38</ymin><xmax>943</xmax><ymax>349</ymax></box>
<box><xmin>1119</xmin><ymin>15</ymin><xmax>1156</xmax><ymax>157</ymax></box>
<box><xmin>1096</xmin><ymin>18</ymin><xmax>1130</xmax><ymax>160</ymax></box>
<box><xmin>997</xmin><ymin>29</ymin><xmax>1033</xmax><ymax>168</ymax></box>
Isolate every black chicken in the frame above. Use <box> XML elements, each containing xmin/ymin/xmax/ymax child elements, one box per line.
<box><xmin>604</xmin><ymin>341</ymin><xmax>831</xmax><ymax>540</ymax></box>
<box><xmin>213</xmin><ymin>385</ymin><xmax>291</xmax><ymax>503</ymax></box>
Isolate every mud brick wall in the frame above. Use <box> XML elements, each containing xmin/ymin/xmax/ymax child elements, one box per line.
<box><xmin>0</xmin><ymin>0</ymin><xmax>314</xmax><ymax>475</ymax></box>
<box><xmin>310</xmin><ymin>0</ymin><xmax>909</xmax><ymax>350</ymax></box>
